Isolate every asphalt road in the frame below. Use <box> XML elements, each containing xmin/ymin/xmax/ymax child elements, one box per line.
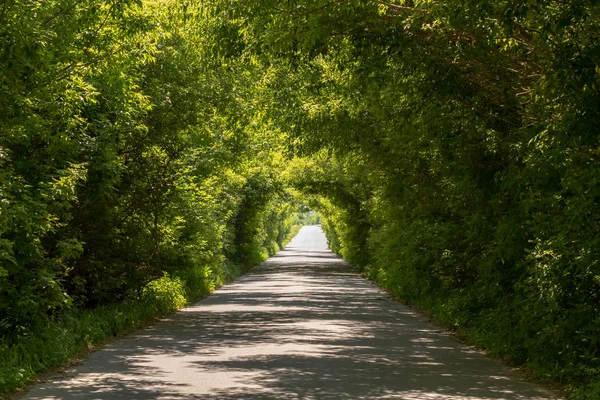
<box><xmin>22</xmin><ymin>225</ymin><xmax>559</xmax><ymax>399</ymax></box>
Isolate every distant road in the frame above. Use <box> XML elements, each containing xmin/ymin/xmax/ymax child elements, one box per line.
<box><xmin>23</xmin><ymin>225</ymin><xmax>559</xmax><ymax>399</ymax></box>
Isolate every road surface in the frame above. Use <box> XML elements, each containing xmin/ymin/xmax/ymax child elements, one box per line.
<box><xmin>22</xmin><ymin>225</ymin><xmax>559</xmax><ymax>399</ymax></box>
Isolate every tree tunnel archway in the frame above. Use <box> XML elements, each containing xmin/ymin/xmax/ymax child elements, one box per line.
<box><xmin>0</xmin><ymin>0</ymin><xmax>599</xmax><ymax>396</ymax></box>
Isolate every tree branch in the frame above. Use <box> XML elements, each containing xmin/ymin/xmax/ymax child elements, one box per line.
<box><xmin>374</xmin><ymin>1</ymin><xmax>428</xmax><ymax>14</ymax></box>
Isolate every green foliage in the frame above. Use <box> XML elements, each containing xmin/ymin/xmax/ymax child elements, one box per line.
<box><xmin>141</xmin><ymin>273</ymin><xmax>187</xmax><ymax>315</ymax></box>
<box><xmin>297</xmin><ymin>211</ymin><xmax>321</xmax><ymax>225</ymax></box>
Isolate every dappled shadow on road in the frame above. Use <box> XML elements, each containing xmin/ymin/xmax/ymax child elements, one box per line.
<box><xmin>24</xmin><ymin>228</ymin><xmax>558</xmax><ymax>400</ymax></box>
